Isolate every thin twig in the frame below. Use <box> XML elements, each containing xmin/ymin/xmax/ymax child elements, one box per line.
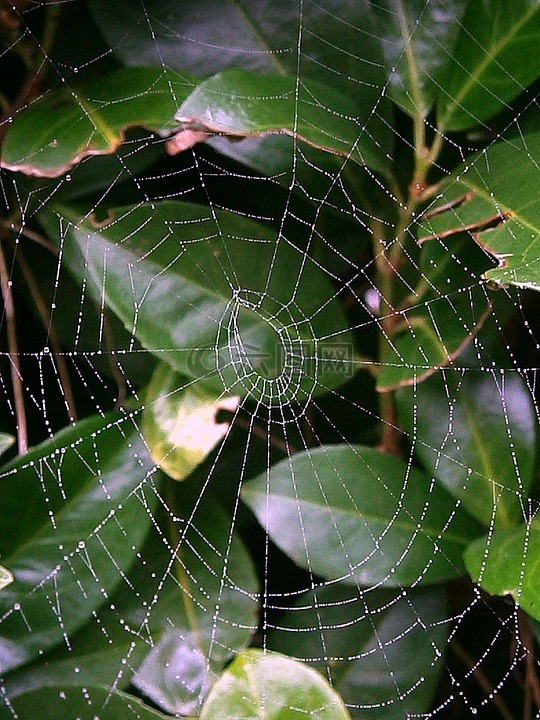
<box><xmin>16</xmin><ymin>247</ymin><xmax>77</xmax><ymax>421</ymax></box>
<box><xmin>102</xmin><ymin>314</ymin><xmax>128</xmax><ymax>408</ymax></box>
<box><xmin>451</xmin><ymin>640</ymin><xmax>514</xmax><ymax>720</ymax></box>
<box><xmin>519</xmin><ymin>609</ymin><xmax>540</xmax><ymax>719</ymax></box>
<box><xmin>0</xmin><ymin>240</ymin><xmax>27</xmax><ymax>453</ymax></box>
<box><xmin>228</xmin><ymin>410</ymin><xmax>293</xmax><ymax>455</ymax></box>
<box><xmin>0</xmin><ymin>220</ymin><xmax>58</xmax><ymax>255</ymax></box>
<box><xmin>0</xmin><ymin>2</ymin><xmax>61</xmax><ymax>143</ymax></box>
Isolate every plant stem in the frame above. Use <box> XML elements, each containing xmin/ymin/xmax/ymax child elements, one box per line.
<box><xmin>370</xmin><ymin>216</ymin><xmax>401</xmax><ymax>455</ymax></box>
<box><xmin>16</xmin><ymin>247</ymin><xmax>77</xmax><ymax>422</ymax></box>
<box><xmin>0</xmin><ymin>220</ymin><xmax>58</xmax><ymax>255</ymax></box>
<box><xmin>518</xmin><ymin>609</ymin><xmax>540</xmax><ymax>718</ymax></box>
<box><xmin>451</xmin><ymin>640</ymin><xmax>514</xmax><ymax>720</ymax></box>
<box><xmin>0</xmin><ymin>240</ymin><xmax>27</xmax><ymax>453</ymax></box>
<box><xmin>0</xmin><ymin>2</ymin><xmax>60</xmax><ymax>143</ymax></box>
<box><xmin>102</xmin><ymin>314</ymin><xmax>128</xmax><ymax>408</ymax></box>
<box><xmin>165</xmin><ymin>482</ymin><xmax>204</xmax><ymax>650</ymax></box>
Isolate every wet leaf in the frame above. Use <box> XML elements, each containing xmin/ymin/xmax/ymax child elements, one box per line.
<box><xmin>464</xmin><ymin>519</ymin><xmax>540</xmax><ymax>622</ymax></box>
<box><xmin>130</xmin><ymin>483</ymin><xmax>259</xmax><ymax>714</ymax></box>
<box><xmin>199</xmin><ymin>649</ymin><xmax>351</xmax><ymax>720</ymax></box>
<box><xmin>417</xmin><ymin>119</ymin><xmax>540</xmax><ymax>291</ymax></box>
<box><xmin>242</xmin><ymin>444</ymin><xmax>482</xmax><ymax>588</ymax></box>
<box><xmin>376</xmin><ymin>235</ymin><xmax>493</xmax><ymax>391</ymax></box>
<box><xmin>3</xmin><ymin>483</ymin><xmax>258</xmax><ymax>715</ymax></box>
<box><xmin>173</xmin><ymin>69</ymin><xmax>389</xmax><ymax>176</ymax></box>
<box><xmin>396</xmin><ymin>368</ymin><xmax>536</xmax><ymax>527</ymax></box>
<box><xmin>0</xmin><ymin>412</ymin><xmax>159</xmax><ymax>673</ymax></box>
<box><xmin>372</xmin><ymin>0</ymin><xmax>467</xmax><ymax>118</ymax></box>
<box><xmin>269</xmin><ymin>584</ymin><xmax>449</xmax><ymax>719</ymax></box>
<box><xmin>88</xmin><ymin>0</ymin><xmax>386</xmax><ymax>99</ymax></box>
<box><xmin>0</xmin><ymin>686</ymin><xmax>169</xmax><ymax>720</ymax></box>
<box><xmin>437</xmin><ymin>0</ymin><xmax>540</xmax><ymax>131</ymax></box>
<box><xmin>42</xmin><ymin>201</ymin><xmax>355</xmax><ymax>399</ymax></box>
<box><xmin>2</xmin><ymin>67</ymin><xmax>195</xmax><ymax>177</ymax></box>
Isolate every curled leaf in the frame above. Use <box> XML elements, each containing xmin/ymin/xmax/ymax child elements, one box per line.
<box><xmin>172</xmin><ymin>69</ymin><xmax>390</xmax><ymax>175</ymax></box>
<box><xmin>2</xmin><ymin>67</ymin><xmax>195</xmax><ymax>178</ymax></box>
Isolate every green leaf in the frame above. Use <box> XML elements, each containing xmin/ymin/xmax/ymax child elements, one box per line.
<box><xmin>269</xmin><ymin>584</ymin><xmax>449</xmax><ymax>719</ymax></box>
<box><xmin>199</xmin><ymin>649</ymin><xmax>351</xmax><ymax>720</ymax></box>
<box><xmin>417</xmin><ymin>120</ymin><xmax>540</xmax><ymax>290</ymax></box>
<box><xmin>88</xmin><ymin>0</ymin><xmax>386</xmax><ymax>97</ymax></box>
<box><xmin>376</xmin><ymin>235</ymin><xmax>493</xmax><ymax>391</ymax></box>
<box><xmin>173</xmin><ymin>69</ymin><xmax>390</xmax><ymax>176</ymax></box>
<box><xmin>1</xmin><ymin>67</ymin><xmax>195</xmax><ymax>178</ymax></box>
<box><xmin>130</xmin><ymin>482</ymin><xmax>259</xmax><ymax>714</ymax></box>
<box><xmin>89</xmin><ymin>0</ymin><xmax>394</xmax><ymax>175</ymax></box>
<box><xmin>43</xmin><ymin>201</ymin><xmax>355</xmax><ymax>400</ymax></box>
<box><xmin>3</xmin><ymin>484</ymin><xmax>258</xmax><ymax>714</ymax></box>
<box><xmin>437</xmin><ymin>0</ymin><xmax>540</xmax><ymax>131</ymax></box>
<box><xmin>0</xmin><ymin>686</ymin><xmax>169</xmax><ymax>720</ymax></box>
<box><xmin>396</xmin><ymin>368</ymin><xmax>535</xmax><ymax>528</ymax></box>
<box><xmin>0</xmin><ymin>412</ymin><xmax>159</xmax><ymax>673</ymax></box>
<box><xmin>372</xmin><ymin>0</ymin><xmax>467</xmax><ymax>118</ymax></box>
<box><xmin>142</xmin><ymin>363</ymin><xmax>239</xmax><ymax>481</ymax></box>
<box><xmin>0</xmin><ymin>432</ymin><xmax>15</xmax><ymax>458</ymax></box>
<box><xmin>242</xmin><ymin>444</ymin><xmax>481</xmax><ymax>587</ymax></box>
<box><xmin>464</xmin><ymin>519</ymin><xmax>540</xmax><ymax>622</ymax></box>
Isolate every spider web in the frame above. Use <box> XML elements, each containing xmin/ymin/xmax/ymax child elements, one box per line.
<box><xmin>0</xmin><ymin>1</ymin><xmax>539</xmax><ymax>719</ymax></box>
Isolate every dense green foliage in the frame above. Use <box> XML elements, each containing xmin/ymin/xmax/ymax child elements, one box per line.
<box><xmin>0</xmin><ymin>1</ymin><xmax>539</xmax><ymax>718</ymax></box>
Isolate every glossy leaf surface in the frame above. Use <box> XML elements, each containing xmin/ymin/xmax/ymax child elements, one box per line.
<box><xmin>373</xmin><ymin>0</ymin><xmax>467</xmax><ymax>118</ymax></box>
<box><xmin>0</xmin><ymin>686</ymin><xmax>169</xmax><ymax>720</ymax></box>
<box><xmin>464</xmin><ymin>519</ymin><xmax>540</xmax><ymax>622</ymax></box>
<box><xmin>418</xmin><ymin>120</ymin><xmax>540</xmax><ymax>290</ymax></box>
<box><xmin>174</xmin><ymin>69</ymin><xmax>389</xmax><ymax>175</ymax></box>
<box><xmin>437</xmin><ymin>0</ymin><xmax>540</xmax><ymax>131</ymax></box>
<box><xmin>269</xmin><ymin>583</ymin><xmax>449</xmax><ymax>719</ymax></box>
<box><xmin>45</xmin><ymin>202</ymin><xmax>354</xmax><ymax>398</ymax></box>
<box><xmin>199</xmin><ymin>649</ymin><xmax>351</xmax><ymax>720</ymax></box>
<box><xmin>376</xmin><ymin>235</ymin><xmax>493</xmax><ymax>391</ymax></box>
<box><xmin>88</xmin><ymin>0</ymin><xmax>386</xmax><ymax>96</ymax></box>
<box><xmin>242</xmin><ymin>444</ymin><xmax>481</xmax><ymax>587</ymax></box>
<box><xmin>2</xmin><ymin>68</ymin><xmax>194</xmax><ymax>177</ymax></box>
<box><xmin>3</xmin><ymin>483</ymin><xmax>258</xmax><ymax>714</ymax></box>
<box><xmin>0</xmin><ymin>413</ymin><xmax>158</xmax><ymax>673</ymax></box>
<box><xmin>396</xmin><ymin>368</ymin><xmax>535</xmax><ymax>527</ymax></box>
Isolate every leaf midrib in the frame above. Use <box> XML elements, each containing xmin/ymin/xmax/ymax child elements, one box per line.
<box><xmin>439</xmin><ymin>3</ymin><xmax>539</xmax><ymax>130</ymax></box>
<box><xmin>244</xmin><ymin>488</ymin><xmax>472</xmax><ymax>545</ymax></box>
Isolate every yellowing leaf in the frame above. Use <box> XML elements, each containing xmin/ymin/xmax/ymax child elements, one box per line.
<box><xmin>143</xmin><ymin>364</ymin><xmax>239</xmax><ymax>481</ymax></box>
<box><xmin>0</xmin><ymin>565</ymin><xmax>13</xmax><ymax>592</ymax></box>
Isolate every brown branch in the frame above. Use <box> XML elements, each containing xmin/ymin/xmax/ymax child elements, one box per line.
<box><xmin>102</xmin><ymin>314</ymin><xmax>128</xmax><ymax>409</ymax></box>
<box><xmin>0</xmin><ymin>240</ymin><xmax>27</xmax><ymax>453</ymax></box>
<box><xmin>519</xmin><ymin>610</ymin><xmax>540</xmax><ymax>719</ymax></box>
<box><xmin>450</xmin><ymin>640</ymin><xmax>514</xmax><ymax>720</ymax></box>
<box><xmin>376</xmin><ymin>389</ymin><xmax>402</xmax><ymax>457</ymax></box>
<box><xmin>0</xmin><ymin>220</ymin><xmax>58</xmax><ymax>255</ymax></box>
<box><xmin>16</xmin><ymin>247</ymin><xmax>77</xmax><ymax>422</ymax></box>
<box><xmin>227</xmin><ymin>410</ymin><xmax>293</xmax><ymax>455</ymax></box>
<box><xmin>0</xmin><ymin>2</ymin><xmax>61</xmax><ymax>144</ymax></box>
